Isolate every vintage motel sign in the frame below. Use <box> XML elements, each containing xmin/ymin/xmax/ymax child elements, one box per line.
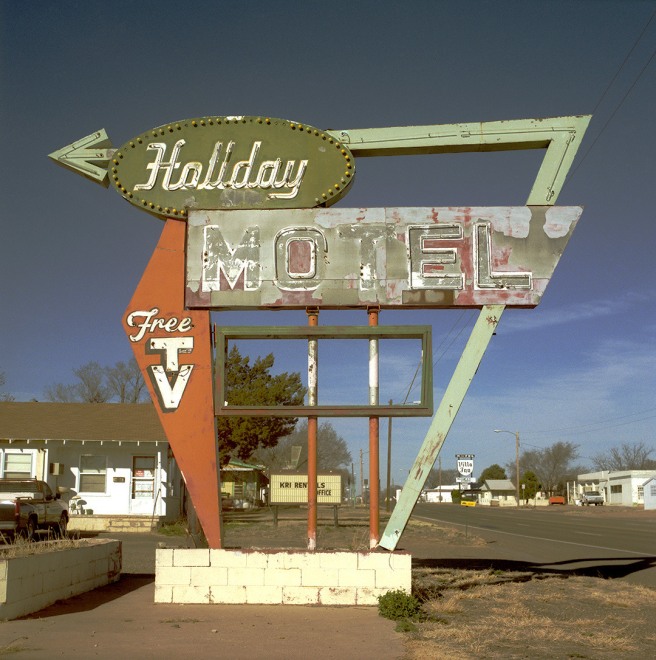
<box><xmin>456</xmin><ymin>454</ymin><xmax>475</xmax><ymax>477</ymax></box>
<box><xmin>50</xmin><ymin>114</ymin><xmax>590</xmax><ymax>551</ymax></box>
<box><xmin>185</xmin><ymin>206</ymin><xmax>581</xmax><ymax>310</ymax></box>
<box><xmin>49</xmin><ymin>117</ymin><xmax>355</xmax><ymax>216</ymax></box>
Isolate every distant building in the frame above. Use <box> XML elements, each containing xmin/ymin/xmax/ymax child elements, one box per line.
<box><xmin>479</xmin><ymin>479</ymin><xmax>517</xmax><ymax>506</ymax></box>
<box><xmin>221</xmin><ymin>458</ymin><xmax>268</xmax><ymax>507</ymax></box>
<box><xmin>577</xmin><ymin>471</ymin><xmax>656</xmax><ymax>506</ymax></box>
<box><xmin>421</xmin><ymin>485</ymin><xmax>460</xmax><ymax>503</ymax></box>
<box><xmin>643</xmin><ymin>477</ymin><xmax>656</xmax><ymax>511</ymax></box>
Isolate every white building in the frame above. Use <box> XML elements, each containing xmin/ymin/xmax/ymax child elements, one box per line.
<box><xmin>577</xmin><ymin>470</ymin><xmax>656</xmax><ymax>506</ymax></box>
<box><xmin>421</xmin><ymin>485</ymin><xmax>460</xmax><ymax>503</ymax></box>
<box><xmin>479</xmin><ymin>479</ymin><xmax>517</xmax><ymax>506</ymax></box>
<box><xmin>0</xmin><ymin>402</ymin><xmax>183</xmax><ymax>528</ymax></box>
<box><xmin>643</xmin><ymin>477</ymin><xmax>656</xmax><ymax>511</ymax></box>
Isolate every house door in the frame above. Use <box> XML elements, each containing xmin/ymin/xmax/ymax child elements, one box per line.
<box><xmin>130</xmin><ymin>456</ymin><xmax>157</xmax><ymax>514</ymax></box>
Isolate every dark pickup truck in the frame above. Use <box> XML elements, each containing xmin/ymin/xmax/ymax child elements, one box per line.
<box><xmin>0</xmin><ymin>479</ymin><xmax>69</xmax><ymax>541</ymax></box>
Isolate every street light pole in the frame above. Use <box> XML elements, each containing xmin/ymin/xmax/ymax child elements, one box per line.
<box><xmin>494</xmin><ymin>429</ymin><xmax>520</xmax><ymax>508</ymax></box>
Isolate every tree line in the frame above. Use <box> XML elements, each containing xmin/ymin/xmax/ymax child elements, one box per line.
<box><xmin>474</xmin><ymin>439</ymin><xmax>655</xmax><ymax>497</ymax></box>
<box><xmin>2</xmin><ymin>348</ymin><xmax>352</xmax><ymax>472</ymax></box>
<box><xmin>3</xmin><ymin>362</ymin><xmax>653</xmax><ymax>485</ymax></box>
<box><xmin>44</xmin><ymin>359</ymin><xmax>148</xmax><ymax>404</ymax></box>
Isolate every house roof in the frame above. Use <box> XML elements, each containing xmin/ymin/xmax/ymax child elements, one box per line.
<box><xmin>223</xmin><ymin>458</ymin><xmax>266</xmax><ymax>472</ymax></box>
<box><xmin>482</xmin><ymin>479</ymin><xmax>515</xmax><ymax>491</ymax></box>
<box><xmin>0</xmin><ymin>402</ymin><xmax>166</xmax><ymax>443</ymax></box>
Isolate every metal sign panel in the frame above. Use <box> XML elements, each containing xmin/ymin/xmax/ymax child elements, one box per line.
<box><xmin>269</xmin><ymin>474</ymin><xmax>342</xmax><ymax>504</ymax></box>
<box><xmin>106</xmin><ymin>117</ymin><xmax>354</xmax><ymax>218</ymax></box>
<box><xmin>214</xmin><ymin>325</ymin><xmax>433</xmax><ymax>417</ymax></box>
<box><xmin>186</xmin><ymin>206</ymin><xmax>581</xmax><ymax>310</ymax></box>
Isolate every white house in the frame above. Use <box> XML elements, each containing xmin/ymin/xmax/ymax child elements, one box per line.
<box><xmin>421</xmin><ymin>485</ymin><xmax>460</xmax><ymax>503</ymax></box>
<box><xmin>0</xmin><ymin>402</ymin><xmax>183</xmax><ymax>529</ymax></box>
<box><xmin>577</xmin><ymin>470</ymin><xmax>656</xmax><ymax>506</ymax></box>
<box><xmin>479</xmin><ymin>479</ymin><xmax>517</xmax><ymax>506</ymax></box>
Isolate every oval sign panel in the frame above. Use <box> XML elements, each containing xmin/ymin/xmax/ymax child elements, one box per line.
<box><xmin>109</xmin><ymin>116</ymin><xmax>355</xmax><ymax>219</ymax></box>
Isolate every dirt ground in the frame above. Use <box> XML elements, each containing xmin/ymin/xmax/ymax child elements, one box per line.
<box><xmin>221</xmin><ymin>507</ymin><xmax>656</xmax><ymax>659</ymax></box>
<box><xmin>2</xmin><ymin>507</ymin><xmax>654</xmax><ymax>659</ymax></box>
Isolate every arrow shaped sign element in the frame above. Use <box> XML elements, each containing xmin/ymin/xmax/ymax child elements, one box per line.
<box><xmin>48</xmin><ymin>129</ymin><xmax>115</xmax><ymax>186</ymax></box>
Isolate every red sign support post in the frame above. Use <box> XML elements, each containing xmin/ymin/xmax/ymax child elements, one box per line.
<box><xmin>123</xmin><ymin>219</ymin><xmax>223</xmax><ymax>548</ymax></box>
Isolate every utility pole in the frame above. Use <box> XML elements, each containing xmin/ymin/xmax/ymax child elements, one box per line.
<box><xmin>438</xmin><ymin>456</ymin><xmax>442</xmax><ymax>502</ymax></box>
<box><xmin>359</xmin><ymin>448</ymin><xmax>364</xmax><ymax>505</ymax></box>
<box><xmin>386</xmin><ymin>399</ymin><xmax>393</xmax><ymax>512</ymax></box>
<box><xmin>515</xmin><ymin>431</ymin><xmax>520</xmax><ymax>508</ymax></box>
<box><xmin>494</xmin><ymin>429</ymin><xmax>520</xmax><ymax>508</ymax></box>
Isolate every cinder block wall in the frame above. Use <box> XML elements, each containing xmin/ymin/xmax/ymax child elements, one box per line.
<box><xmin>155</xmin><ymin>549</ymin><xmax>411</xmax><ymax>605</ymax></box>
<box><xmin>0</xmin><ymin>539</ymin><xmax>121</xmax><ymax>620</ymax></box>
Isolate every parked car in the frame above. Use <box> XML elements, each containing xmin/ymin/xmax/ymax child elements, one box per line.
<box><xmin>548</xmin><ymin>496</ymin><xmax>566</xmax><ymax>505</ymax></box>
<box><xmin>0</xmin><ymin>479</ymin><xmax>69</xmax><ymax>541</ymax></box>
<box><xmin>580</xmin><ymin>490</ymin><xmax>604</xmax><ymax>506</ymax></box>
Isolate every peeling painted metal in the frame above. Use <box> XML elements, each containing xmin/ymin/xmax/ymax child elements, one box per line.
<box><xmin>379</xmin><ymin>305</ymin><xmax>504</xmax><ymax>551</ymax></box>
<box><xmin>186</xmin><ymin>207</ymin><xmax>581</xmax><ymax>310</ymax></box>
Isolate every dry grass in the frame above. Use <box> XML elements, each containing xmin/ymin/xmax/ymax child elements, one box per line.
<box><xmin>0</xmin><ymin>536</ymin><xmax>85</xmax><ymax>558</ymax></box>
<box><xmin>404</xmin><ymin>569</ymin><xmax>655</xmax><ymax>659</ymax></box>
<box><xmin>222</xmin><ymin>510</ymin><xmax>656</xmax><ymax>658</ymax></box>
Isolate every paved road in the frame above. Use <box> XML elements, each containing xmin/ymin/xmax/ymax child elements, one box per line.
<box><xmin>412</xmin><ymin>503</ymin><xmax>656</xmax><ymax>587</ymax></box>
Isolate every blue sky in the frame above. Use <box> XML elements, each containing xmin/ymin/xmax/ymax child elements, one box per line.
<box><xmin>1</xmin><ymin>0</ymin><xmax>655</xmax><ymax>482</ymax></box>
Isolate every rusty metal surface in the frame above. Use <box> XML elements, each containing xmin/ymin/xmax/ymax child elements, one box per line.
<box><xmin>379</xmin><ymin>306</ymin><xmax>504</xmax><ymax>551</ymax></box>
<box><xmin>108</xmin><ymin>117</ymin><xmax>354</xmax><ymax>218</ymax></box>
<box><xmin>328</xmin><ymin>115</ymin><xmax>591</xmax><ymax>206</ymax></box>
<box><xmin>186</xmin><ymin>207</ymin><xmax>581</xmax><ymax>310</ymax></box>
<box><xmin>123</xmin><ymin>220</ymin><xmax>223</xmax><ymax>548</ymax></box>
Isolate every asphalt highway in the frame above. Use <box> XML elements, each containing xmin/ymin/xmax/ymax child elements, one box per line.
<box><xmin>411</xmin><ymin>503</ymin><xmax>656</xmax><ymax>587</ymax></box>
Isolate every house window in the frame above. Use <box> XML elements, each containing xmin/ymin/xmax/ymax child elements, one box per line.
<box><xmin>610</xmin><ymin>485</ymin><xmax>622</xmax><ymax>494</ymax></box>
<box><xmin>132</xmin><ymin>456</ymin><xmax>156</xmax><ymax>499</ymax></box>
<box><xmin>3</xmin><ymin>452</ymin><xmax>33</xmax><ymax>478</ymax></box>
<box><xmin>637</xmin><ymin>486</ymin><xmax>644</xmax><ymax>501</ymax></box>
<box><xmin>79</xmin><ymin>455</ymin><xmax>107</xmax><ymax>493</ymax></box>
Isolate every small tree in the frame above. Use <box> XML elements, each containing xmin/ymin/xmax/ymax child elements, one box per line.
<box><xmin>217</xmin><ymin>346</ymin><xmax>306</xmax><ymax>464</ymax></box>
<box><xmin>479</xmin><ymin>463</ymin><xmax>507</xmax><ymax>483</ymax></box>
<box><xmin>45</xmin><ymin>360</ymin><xmax>110</xmax><ymax>403</ymax></box>
<box><xmin>44</xmin><ymin>382</ymin><xmax>79</xmax><ymax>403</ymax></box>
<box><xmin>591</xmin><ymin>442</ymin><xmax>656</xmax><ymax>471</ymax></box>
<box><xmin>73</xmin><ymin>361</ymin><xmax>111</xmax><ymax>403</ymax></box>
<box><xmin>254</xmin><ymin>420</ymin><xmax>352</xmax><ymax>472</ymax></box>
<box><xmin>516</xmin><ymin>441</ymin><xmax>582</xmax><ymax>496</ymax></box>
<box><xmin>0</xmin><ymin>370</ymin><xmax>15</xmax><ymax>402</ymax></box>
<box><xmin>520</xmin><ymin>470</ymin><xmax>540</xmax><ymax>502</ymax></box>
<box><xmin>106</xmin><ymin>358</ymin><xmax>147</xmax><ymax>403</ymax></box>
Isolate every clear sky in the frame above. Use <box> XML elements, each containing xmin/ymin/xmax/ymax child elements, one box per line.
<box><xmin>1</xmin><ymin>1</ymin><xmax>655</xmax><ymax>484</ymax></box>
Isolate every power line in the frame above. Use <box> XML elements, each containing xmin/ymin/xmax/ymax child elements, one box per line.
<box><xmin>395</xmin><ymin>310</ymin><xmax>474</xmax><ymax>403</ymax></box>
<box><xmin>522</xmin><ymin>408</ymin><xmax>656</xmax><ymax>441</ymax></box>
<box><xmin>590</xmin><ymin>8</ymin><xmax>656</xmax><ymax>115</ymax></box>
<box><xmin>567</xmin><ymin>9</ymin><xmax>656</xmax><ymax>183</ymax></box>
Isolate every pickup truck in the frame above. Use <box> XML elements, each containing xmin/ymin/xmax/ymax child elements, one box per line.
<box><xmin>0</xmin><ymin>479</ymin><xmax>69</xmax><ymax>541</ymax></box>
<box><xmin>580</xmin><ymin>490</ymin><xmax>604</xmax><ymax>506</ymax></box>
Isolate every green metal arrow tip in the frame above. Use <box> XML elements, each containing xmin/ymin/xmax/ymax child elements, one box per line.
<box><xmin>48</xmin><ymin>129</ymin><xmax>113</xmax><ymax>187</ymax></box>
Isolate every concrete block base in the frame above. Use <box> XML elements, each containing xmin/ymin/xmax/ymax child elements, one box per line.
<box><xmin>155</xmin><ymin>548</ymin><xmax>411</xmax><ymax>606</ymax></box>
<box><xmin>0</xmin><ymin>539</ymin><xmax>121</xmax><ymax>620</ymax></box>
